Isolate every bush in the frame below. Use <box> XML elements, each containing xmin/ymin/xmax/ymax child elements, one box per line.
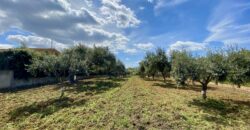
<box><xmin>0</xmin><ymin>49</ymin><xmax>32</xmax><ymax>79</ymax></box>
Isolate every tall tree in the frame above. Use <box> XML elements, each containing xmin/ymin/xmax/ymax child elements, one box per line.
<box><xmin>192</xmin><ymin>52</ymin><xmax>227</xmax><ymax>99</ymax></box>
<box><xmin>139</xmin><ymin>60</ymin><xmax>146</xmax><ymax>78</ymax></box>
<box><xmin>207</xmin><ymin>51</ymin><xmax>227</xmax><ymax>85</ymax></box>
<box><xmin>192</xmin><ymin>57</ymin><xmax>213</xmax><ymax>99</ymax></box>
<box><xmin>112</xmin><ymin>60</ymin><xmax>126</xmax><ymax>77</ymax></box>
<box><xmin>62</xmin><ymin>45</ymin><xmax>88</xmax><ymax>83</ymax></box>
<box><xmin>170</xmin><ymin>51</ymin><xmax>191</xmax><ymax>87</ymax></box>
<box><xmin>144</xmin><ymin>52</ymin><xmax>158</xmax><ymax>80</ymax></box>
<box><xmin>227</xmin><ymin>49</ymin><xmax>250</xmax><ymax>88</ymax></box>
<box><xmin>155</xmin><ymin>48</ymin><xmax>171</xmax><ymax>82</ymax></box>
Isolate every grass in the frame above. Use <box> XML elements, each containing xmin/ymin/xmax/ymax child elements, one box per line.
<box><xmin>0</xmin><ymin>76</ymin><xmax>250</xmax><ymax>129</ymax></box>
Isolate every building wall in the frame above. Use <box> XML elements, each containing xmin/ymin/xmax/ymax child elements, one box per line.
<box><xmin>0</xmin><ymin>71</ymin><xmax>13</xmax><ymax>89</ymax></box>
<box><xmin>13</xmin><ymin>77</ymin><xmax>59</xmax><ymax>88</ymax></box>
<box><xmin>0</xmin><ymin>71</ymin><xmax>84</xmax><ymax>90</ymax></box>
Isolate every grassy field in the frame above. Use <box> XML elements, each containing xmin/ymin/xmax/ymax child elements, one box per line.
<box><xmin>0</xmin><ymin>76</ymin><xmax>250</xmax><ymax>130</ymax></box>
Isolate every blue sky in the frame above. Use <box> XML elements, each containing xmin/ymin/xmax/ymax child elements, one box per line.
<box><xmin>0</xmin><ymin>0</ymin><xmax>250</xmax><ymax>67</ymax></box>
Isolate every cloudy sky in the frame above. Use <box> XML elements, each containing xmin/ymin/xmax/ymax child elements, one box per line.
<box><xmin>0</xmin><ymin>0</ymin><xmax>250</xmax><ymax>67</ymax></box>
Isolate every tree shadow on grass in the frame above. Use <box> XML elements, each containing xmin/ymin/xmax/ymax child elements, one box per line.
<box><xmin>143</xmin><ymin>78</ymin><xmax>165</xmax><ymax>82</ymax></box>
<box><xmin>110</xmin><ymin>77</ymin><xmax>128</xmax><ymax>82</ymax></box>
<box><xmin>189</xmin><ymin>98</ymin><xmax>250</xmax><ymax>125</ymax></box>
<box><xmin>0</xmin><ymin>82</ymin><xmax>58</xmax><ymax>94</ymax></box>
<box><xmin>9</xmin><ymin>97</ymin><xmax>87</xmax><ymax>122</ymax></box>
<box><xmin>61</xmin><ymin>80</ymin><xmax>121</xmax><ymax>95</ymax></box>
<box><xmin>8</xmin><ymin>79</ymin><xmax>122</xmax><ymax>122</ymax></box>
<box><xmin>153</xmin><ymin>82</ymin><xmax>176</xmax><ymax>88</ymax></box>
<box><xmin>153</xmin><ymin>82</ymin><xmax>218</xmax><ymax>92</ymax></box>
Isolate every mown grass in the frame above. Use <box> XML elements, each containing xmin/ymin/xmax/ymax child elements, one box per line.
<box><xmin>0</xmin><ymin>76</ymin><xmax>249</xmax><ymax>129</ymax></box>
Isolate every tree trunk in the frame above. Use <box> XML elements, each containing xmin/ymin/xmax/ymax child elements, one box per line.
<box><xmin>152</xmin><ymin>74</ymin><xmax>155</xmax><ymax>80</ymax></box>
<box><xmin>237</xmin><ymin>84</ymin><xmax>241</xmax><ymax>88</ymax></box>
<box><xmin>201</xmin><ymin>83</ymin><xmax>207</xmax><ymax>99</ymax></box>
<box><xmin>60</xmin><ymin>86</ymin><xmax>65</xmax><ymax>99</ymax></box>
<box><xmin>162</xmin><ymin>72</ymin><xmax>166</xmax><ymax>82</ymax></box>
<box><xmin>192</xmin><ymin>80</ymin><xmax>195</xmax><ymax>86</ymax></box>
<box><xmin>215</xmin><ymin>80</ymin><xmax>218</xmax><ymax>85</ymax></box>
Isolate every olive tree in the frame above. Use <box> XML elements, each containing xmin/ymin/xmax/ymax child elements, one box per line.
<box><xmin>208</xmin><ymin>51</ymin><xmax>227</xmax><ymax>85</ymax></box>
<box><xmin>144</xmin><ymin>52</ymin><xmax>158</xmax><ymax>80</ymax></box>
<box><xmin>192</xmin><ymin>57</ymin><xmax>213</xmax><ymax>99</ymax></box>
<box><xmin>62</xmin><ymin>45</ymin><xmax>89</xmax><ymax>83</ymax></box>
<box><xmin>192</xmin><ymin>51</ymin><xmax>227</xmax><ymax>99</ymax></box>
<box><xmin>138</xmin><ymin>60</ymin><xmax>146</xmax><ymax>78</ymax></box>
<box><xmin>28</xmin><ymin>55</ymin><xmax>68</xmax><ymax>98</ymax></box>
<box><xmin>155</xmin><ymin>48</ymin><xmax>171</xmax><ymax>82</ymax></box>
<box><xmin>170</xmin><ymin>51</ymin><xmax>191</xmax><ymax>87</ymax></box>
<box><xmin>112</xmin><ymin>60</ymin><xmax>126</xmax><ymax>77</ymax></box>
<box><xmin>227</xmin><ymin>49</ymin><xmax>250</xmax><ymax>88</ymax></box>
<box><xmin>88</xmin><ymin>47</ymin><xmax>113</xmax><ymax>76</ymax></box>
<box><xmin>28</xmin><ymin>45</ymin><xmax>89</xmax><ymax>98</ymax></box>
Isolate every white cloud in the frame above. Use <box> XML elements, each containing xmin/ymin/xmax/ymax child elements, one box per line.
<box><xmin>84</xmin><ymin>0</ymin><xmax>93</xmax><ymax>7</ymax></box>
<box><xmin>7</xmin><ymin>35</ymin><xmax>68</xmax><ymax>51</ymax></box>
<box><xmin>205</xmin><ymin>0</ymin><xmax>250</xmax><ymax>45</ymax></box>
<box><xmin>100</xmin><ymin>0</ymin><xmax>141</xmax><ymax>28</ymax></box>
<box><xmin>123</xmin><ymin>48</ymin><xmax>137</xmax><ymax>54</ymax></box>
<box><xmin>134</xmin><ymin>42</ymin><xmax>154</xmax><ymax>51</ymax></box>
<box><xmin>139</xmin><ymin>6</ymin><xmax>145</xmax><ymax>10</ymax></box>
<box><xmin>155</xmin><ymin>0</ymin><xmax>189</xmax><ymax>10</ymax></box>
<box><xmin>0</xmin><ymin>0</ymin><xmax>141</xmax><ymax>53</ymax></box>
<box><xmin>0</xmin><ymin>43</ymin><xmax>14</xmax><ymax>49</ymax></box>
<box><xmin>169</xmin><ymin>41</ymin><xmax>205</xmax><ymax>51</ymax></box>
<box><xmin>148</xmin><ymin>0</ymin><xmax>154</xmax><ymax>3</ymax></box>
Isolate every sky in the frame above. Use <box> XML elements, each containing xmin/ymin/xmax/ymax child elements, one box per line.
<box><xmin>0</xmin><ymin>0</ymin><xmax>250</xmax><ymax>67</ymax></box>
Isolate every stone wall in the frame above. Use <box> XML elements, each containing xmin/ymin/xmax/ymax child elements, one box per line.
<box><xmin>13</xmin><ymin>77</ymin><xmax>59</xmax><ymax>88</ymax></box>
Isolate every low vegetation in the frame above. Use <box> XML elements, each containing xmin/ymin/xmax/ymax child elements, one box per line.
<box><xmin>0</xmin><ymin>76</ymin><xmax>249</xmax><ymax>129</ymax></box>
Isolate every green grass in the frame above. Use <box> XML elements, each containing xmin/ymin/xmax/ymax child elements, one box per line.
<box><xmin>244</xmin><ymin>82</ymin><xmax>250</xmax><ymax>87</ymax></box>
<box><xmin>0</xmin><ymin>76</ymin><xmax>250</xmax><ymax>129</ymax></box>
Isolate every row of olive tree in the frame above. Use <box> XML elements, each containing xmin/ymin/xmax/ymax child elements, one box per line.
<box><xmin>139</xmin><ymin>47</ymin><xmax>250</xmax><ymax>99</ymax></box>
<box><xmin>29</xmin><ymin>45</ymin><xmax>127</xmax><ymax>79</ymax></box>
<box><xmin>139</xmin><ymin>48</ymin><xmax>171</xmax><ymax>82</ymax></box>
<box><xmin>28</xmin><ymin>45</ymin><xmax>126</xmax><ymax>98</ymax></box>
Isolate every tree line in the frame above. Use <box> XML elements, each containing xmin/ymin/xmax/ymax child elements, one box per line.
<box><xmin>27</xmin><ymin>45</ymin><xmax>126</xmax><ymax>81</ymax></box>
<box><xmin>0</xmin><ymin>45</ymin><xmax>126</xmax><ymax>97</ymax></box>
<box><xmin>138</xmin><ymin>47</ymin><xmax>250</xmax><ymax>99</ymax></box>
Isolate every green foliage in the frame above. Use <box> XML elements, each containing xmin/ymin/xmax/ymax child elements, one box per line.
<box><xmin>170</xmin><ymin>51</ymin><xmax>191</xmax><ymax>86</ymax></box>
<box><xmin>207</xmin><ymin>51</ymin><xmax>228</xmax><ymax>84</ymax></box>
<box><xmin>144</xmin><ymin>52</ymin><xmax>158</xmax><ymax>79</ymax></box>
<box><xmin>62</xmin><ymin>45</ymin><xmax>89</xmax><ymax>76</ymax></box>
<box><xmin>138</xmin><ymin>47</ymin><xmax>250</xmax><ymax>99</ymax></box>
<box><xmin>27</xmin><ymin>55</ymin><xmax>65</xmax><ymax>78</ymax></box>
<box><xmin>127</xmin><ymin>67</ymin><xmax>138</xmax><ymax>75</ymax></box>
<box><xmin>138</xmin><ymin>61</ymin><xmax>146</xmax><ymax>77</ymax></box>
<box><xmin>155</xmin><ymin>48</ymin><xmax>171</xmax><ymax>81</ymax></box>
<box><xmin>138</xmin><ymin>49</ymin><xmax>171</xmax><ymax>80</ymax></box>
<box><xmin>88</xmin><ymin>46</ymin><xmax>116</xmax><ymax>76</ymax></box>
<box><xmin>27</xmin><ymin>45</ymin><xmax>126</xmax><ymax>80</ymax></box>
<box><xmin>0</xmin><ymin>49</ymin><xmax>32</xmax><ymax>79</ymax></box>
<box><xmin>226</xmin><ymin>49</ymin><xmax>250</xmax><ymax>87</ymax></box>
<box><xmin>193</xmin><ymin>57</ymin><xmax>213</xmax><ymax>85</ymax></box>
<box><xmin>112</xmin><ymin>60</ymin><xmax>126</xmax><ymax>76</ymax></box>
